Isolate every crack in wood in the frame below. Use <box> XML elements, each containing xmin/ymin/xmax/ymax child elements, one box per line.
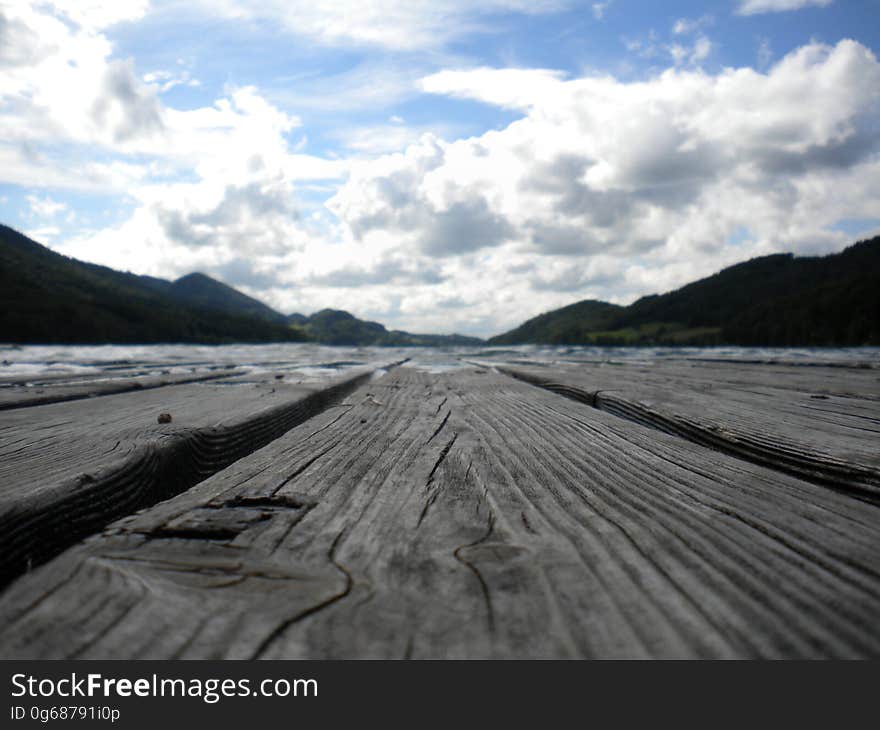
<box><xmin>426</xmin><ymin>433</ymin><xmax>458</xmax><ymax>484</ymax></box>
<box><xmin>426</xmin><ymin>409</ymin><xmax>451</xmax><ymax>444</ymax></box>
<box><xmin>419</xmin><ymin>430</ymin><xmax>467</xmax><ymax>529</ymax></box>
<box><xmin>453</xmin><ymin>513</ymin><xmax>497</xmax><ymax>635</ymax></box>
<box><xmin>416</xmin><ymin>487</ymin><xmax>440</xmax><ymax>529</ymax></box>
<box><xmin>250</xmin><ymin>526</ymin><xmax>354</xmax><ymax>659</ymax></box>
<box><xmin>5</xmin><ymin>367</ymin><xmax>880</xmax><ymax>659</ymax></box>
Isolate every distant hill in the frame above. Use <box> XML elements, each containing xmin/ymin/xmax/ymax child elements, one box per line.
<box><xmin>0</xmin><ymin>225</ymin><xmax>484</xmax><ymax>347</ymax></box>
<box><xmin>490</xmin><ymin>300</ymin><xmax>622</xmax><ymax>346</ymax></box>
<box><xmin>169</xmin><ymin>272</ymin><xmax>287</xmax><ymax>324</ymax></box>
<box><xmin>0</xmin><ymin>225</ymin><xmax>304</xmax><ymax>344</ymax></box>
<box><xmin>287</xmin><ymin>309</ymin><xmax>484</xmax><ymax>347</ymax></box>
<box><xmin>489</xmin><ymin>237</ymin><xmax>880</xmax><ymax>346</ymax></box>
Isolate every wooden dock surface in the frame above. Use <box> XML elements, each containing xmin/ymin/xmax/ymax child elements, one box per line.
<box><xmin>0</xmin><ymin>366</ymin><xmax>243</xmax><ymax>410</ymax></box>
<box><xmin>1</xmin><ymin>359</ymin><xmax>878</xmax><ymax>659</ymax></box>
<box><xmin>0</xmin><ymin>363</ymin><xmax>390</xmax><ymax>585</ymax></box>
<box><xmin>490</xmin><ymin>359</ymin><xmax>880</xmax><ymax>501</ymax></box>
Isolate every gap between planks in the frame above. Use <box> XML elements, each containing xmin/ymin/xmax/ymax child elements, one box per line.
<box><xmin>1</xmin><ymin>367</ymin><xmax>878</xmax><ymax>659</ymax></box>
<box><xmin>0</xmin><ymin>361</ymin><xmax>403</xmax><ymax>586</ymax></box>
<box><xmin>477</xmin><ymin>360</ymin><xmax>880</xmax><ymax>505</ymax></box>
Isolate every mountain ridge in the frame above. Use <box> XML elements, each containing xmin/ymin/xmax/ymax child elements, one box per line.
<box><xmin>4</xmin><ymin>224</ymin><xmax>878</xmax><ymax>347</ymax></box>
<box><xmin>0</xmin><ymin>224</ymin><xmax>304</xmax><ymax>344</ymax></box>
<box><xmin>284</xmin><ymin>308</ymin><xmax>483</xmax><ymax>347</ymax></box>
<box><xmin>168</xmin><ymin>272</ymin><xmax>288</xmax><ymax>324</ymax></box>
<box><xmin>490</xmin><ymin>237</ymin><xmax>880</xmax><ymax>346</ymax></box>
<box><xmin>0</xmin><ymin>225</ymin><xmax>482</xmax><ymax>346</ymax></box>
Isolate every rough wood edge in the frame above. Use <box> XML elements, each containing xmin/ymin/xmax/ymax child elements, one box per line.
<box><xmin>0</xmin><ymin>369</ymin><xmax>244</xmax><ymax>411</ymax></box>
<box><xmin>0</xmin><ymin>360</ymin><xmax>405</xmax><ymax>586</ymax></box>
<box><xmin>487</xmin><ymin>363</ymin><xmax>880</xmax><ymax>505</ymax></box>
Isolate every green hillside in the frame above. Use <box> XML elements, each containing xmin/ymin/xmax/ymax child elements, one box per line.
<box><xmin>0</xmin><ymin>225</ymin><xmax>483</xmax><ymax>347</ymax></box>
<box><xmin>9</xmin><ymin>221</ymin><xmax>873</xmax><ymax>348</ymax></box>
<box><xmin>489</xmin><ymin>300</ymin><xmax>623</xmax><ymax>345</ymax></box>
<box><xmin>489</xmin><ymin>237</ymin><xmax>880</xmax><ymax>346</ymax></box>
<box><xmin>0</xmin><ymin>225</ymin><xmax>305</xmax><ymax>344</ymax></box>
<box><xmin>168</xmin><ymin>272</ymin><xmax>288</xmax><ymax>324</ymax></box>
<box><xmin>287</xmin><ymin>309</ymin><xmax>483</xmax><ymax>347</ymax></box>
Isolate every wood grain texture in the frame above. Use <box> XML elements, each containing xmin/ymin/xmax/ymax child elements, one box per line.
<box><xmin>0</xmin><ymin>364</ymin><xmax>391</xmax><ymax>585</ymax></box>
<box><xmin>1</xmin><ymin>367</ymin><xmax>877</xmax><ymax>659</ymax></box>
<box><xmin>487</xmin><ymin>359</ymin><xmax>880</xmax><ymax>502</ymax></box>
<box><xmin>0</xmin><ymin>368</ymin><xmax>243</xmax><ymax>411</ymax></box>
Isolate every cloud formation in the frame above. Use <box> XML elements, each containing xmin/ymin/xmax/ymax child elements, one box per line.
<box><xmin>42</xmin><ymin>0</ymin><xmax>149</xmax><ymax>30</ymax></box>
<box><xmin>328</xmin><ymin>40</ymin><xmax>880</xmax><ymax>332</ymax></box>
<box><xmin>737</xmin><ymin>0</ymin><xmax>833</xmax><ymax>15</ymax></box>
<box><xmin>2</xmin><ymin>2</ymin><xmax>878</xmax><ymax>337</ymax></box>
<box><xmin>1</xmin><ymin>3</ymin><xmax>346</xmax><ymax>308</ymax></box>
<box><xmin>190</xmin><ymin>0</ymin><xmax>570</xmax><ymax>51</ymax></box>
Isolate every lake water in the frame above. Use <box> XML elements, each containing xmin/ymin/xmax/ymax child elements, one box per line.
<box><xmin>1</xmin><ymin>343</ymin><xmax>878</xmax><ymax>382</ymax></box>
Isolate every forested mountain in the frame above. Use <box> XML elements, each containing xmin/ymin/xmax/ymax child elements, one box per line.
<box><xmin>168</xmin><ymin>273</ymin><xmax>287</xmax><ymax>324</ymax></box>
<box><xmin>0</xmin><ymin>225</ymin><xmax>482</xmax><ymax>346</ymax></box>
<box><xmin>6</xmin><ymin>223</ymin><xmax>876</xmax><ymax>348</ymax></box>
<box><xmin>0</xmin><ymin>225</ymin><xmax>304</xmax><ymax>344</ymax></box>
<box><xmin>286</xmin><ymin>309</ymin><xmax>484</xmax><ymax>347</ymax></box>
<box><xmin>489</xmin><ymin>300</ymin><xmax>623</xmax><ymax>346</ymax></box>
<box><xmin>489</xmin><ymin>237</ymin><xmax>880</xmax><ymax>346</ymax></box>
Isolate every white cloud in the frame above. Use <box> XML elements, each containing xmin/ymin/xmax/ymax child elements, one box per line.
<box><xmin>59</xmin><ymin>177</ymin><xmax>315</xmax><ymax>282</ymax></box>
<box><xmin>26</xmin><ymin>194</ymin><xmax>67</xmax><ymax>217</ymax></box>
<box><xmin>267</xmin><ymin>58</ymin><xmax>441</xmax><ymax>116</ymax></box>
<box><xmin>670</xmin><ymin>35</ymin><xmax>714</xmax><ymax>66</ymax></box>
<box><xmin>326</xmin><ymin>40</ymin><xmax>880</xmax><ymax>333</ymax></box>
<box><xmin>0</xmin><ymin>4</ymin><xmax>164</xmax><ymax>154</ymax></box>
<box><xmin>737</xmin><ymin>0</ymin><xmax>833</xmax><ymax>15</ymax></box>
<box><xmin>143</xmin><ymin>69</ymin><xmax>200</xmax><ymax>93</ymax></box>
<box><xmin>1</xmin><ymin>2</ymin><xmax>347</xmax><ymax>309</ymax></box>
<box><xmin>41</xmin><ymin>0</ymin><xmax>150</xmax><ymax>30</ymax></box>
<box><xmin>690</xmin><ymin>36</ymin><xmax>713</xmax><ymax>64</ymax></box>
<box><xmin>24</xmin><ymin>225</ymin><xmax>61</xmax><ymax>242</ymax></box>
<box><xmin>624</xmin><ymin>28</ymin><xmax>713</xmax><ymax>68</ymax></box>
<box><xmin>668</xmin><ymin>45</ymin><xmax>687</xmax><ymax>65</ymax></box>
<box><xmin>52</xmin><ymin>79</ymin><xmax>348</xmax><ymax>289</ymax></box>
<box><xmin>3</xmin><ymin>2</ymin><xmax>877</xmax><ymax>337</ymax></box>
<box><xmin>0</xmin><ymin>4</ymin><xmax>340</xmax><ymax>179</ymax></box>
<box><xmin>757</xmin><ymin>37</ymin><xmax>774</xmax><ymax>68</ymax></box>
<box><xmin>672</xmin><ymin>15</ymin><xmax>712</xmax><ymax>36</ymax></box>
<box><xmin>421</xmin><ymin>67</ymin><xmax>567</xmax><ymax>110</ymax></box>
<box><xmin>185</xmin><ymin>0</ymin><xmax>570</xmax><ymax>51</ymax></box>
<box><xmin>331</xmin><ymin>123</ymin><xmax>454</xmax><ymax>154</ymax></box>
<box><xmin>592</xmin><ymin>2</ymin><xmax>611</xmax><ymax>20</ymax></box>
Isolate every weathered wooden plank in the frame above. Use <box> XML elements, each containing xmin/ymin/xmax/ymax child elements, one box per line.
<box><xmin>486</xmin><ymin>360</ymin><xmax>880</xmax><ymax>501</ymax></box>
<box><xmin>0</xmin><ymin>368</ymin><xmax>244</xmax><ymax>410</ymax></box>
<box><xmin>1</xmin><ymin>367</ymin><xmax>877</xmax><ymax>659</ymax></box>
<box><xmin>490</xmin><ymin>356</ymin><xmax>880</xmax><ymax>398</ymax></box>
<box><xmin>0</xmin><ymin>363</ymin><xmax>394</xmax><ymax>585</ymax></box>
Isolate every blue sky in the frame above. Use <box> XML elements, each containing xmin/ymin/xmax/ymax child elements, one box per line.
<box><xmin>1</xmin><ymin>0</ymin><xmax>879</xmax><ymax>335</ymax></box>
